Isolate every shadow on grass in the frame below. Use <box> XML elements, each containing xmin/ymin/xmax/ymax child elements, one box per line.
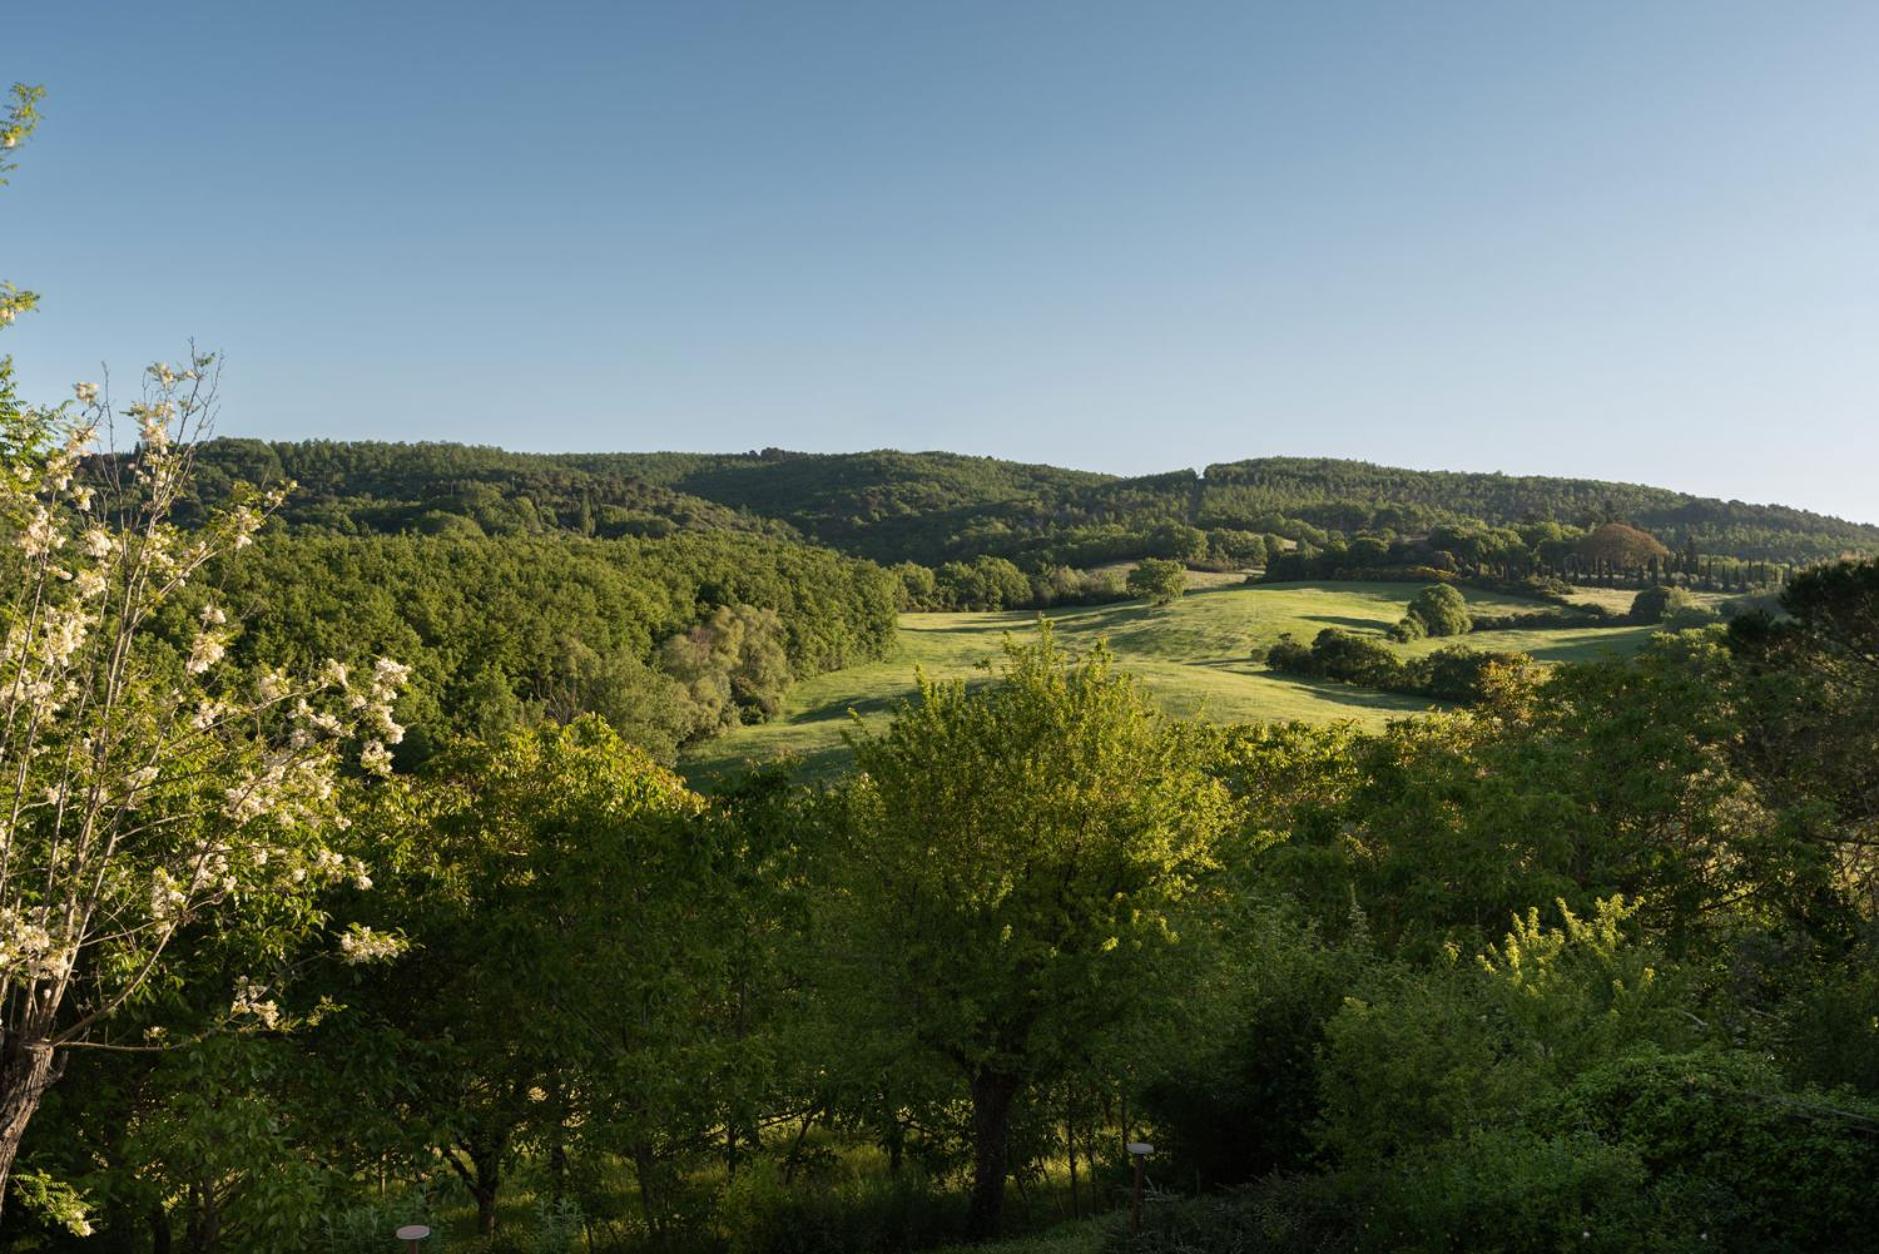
<box><xmin>1299</xmin><ymin>613</ymin><xmax>1391</xmax><ymax>630</ymax></box>
<box><xmin>1254</xmin><ymin>670</ymin><xmax>1445</xmax><ymax>714</ymax></box>
<box><xmin>680</xmin><ymin>737</ymin><xmax>860</xmax><ymax>792</ymax></box>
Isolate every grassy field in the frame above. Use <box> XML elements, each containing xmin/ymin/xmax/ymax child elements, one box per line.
<box><xmin>1562</xmin><ymin>583</ymin><xmax>1736</xmax><ymax>616</ymax></box>
<box><xmin>681</xmin><ymin>580</ymin><xmax>1657</xmax><ymax>787</ymax></box>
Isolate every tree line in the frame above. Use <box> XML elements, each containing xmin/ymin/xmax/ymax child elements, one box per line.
<box><xmin>174</xmin><ymin>441</ymin><xmax>1879</xmax><ymax>580</ymax></box>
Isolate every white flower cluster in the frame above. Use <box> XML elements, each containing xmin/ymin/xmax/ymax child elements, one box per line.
<box><xmin>0</xmin><ymin>907</ymin><xmax>73</xmax><ymax>981</ymax></box>
<box><xmin>148</xmin><ymin>867</ymin><xmax>190</xmax><ymax>921</ymax></box>
<box><xmin>230</xmin><ymin>975</ymin><xmax>281</xmax><ymax>1030</ymax></box>
<box><xmin>222</xmin><ymin>750</ymin><xmax>336</xmax><ymax>829</ymax></box>
<box><xmin>337</xmin><ymin>923</ymin><xmax>407</xmax><ymax>965</ymax></box>
<box><xmin>324</xmin><ymin>655</ymin><xmax>409</xmax><ymax>776</ymax></box>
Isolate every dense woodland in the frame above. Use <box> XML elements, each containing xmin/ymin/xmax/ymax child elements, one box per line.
<box><xmin>181</xmin><ymin>440</ymin><xmax>1879</xmax><ymax>575</ymax></box>
<box><xmin>207</xmin><ymin>532</ymin><xmax>899</xmax><ymax>766</ymax></box>
<box><xmin>5</xmin><ymin>84</ymin><xmax>1879</xmax><ymax>1254</ymax></box>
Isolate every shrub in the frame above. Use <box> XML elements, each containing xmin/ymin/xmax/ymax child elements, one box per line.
<box><xmin>1140</xmin><ymin>909</ymin><xmax>1371</xmax><ymax>1187</ymax></box>
<box><xmin>719</xmin><ymin>1161</ymin><xmax>965</xmax><ymax>1254</ymax></box>
<box><xmin>1418</xmin><ymin>645</ymin><xmax>1532</xmax><ymax>703</ymax></box>
<box><xmin>1630</xmin><ymin>584</ymin><xmax>1694</xmax><ymax>623</ymax></box>
<box><xmin>1549</xmin><ymin>1049</ymin><xmax>1879</xmax><ymax>1252</ymax></box>
<box><xmin>1307</xmin><ymin>628</ymin><xmax>1405</xmax><ymax>688</ymax></box>
<box><xmin>1117</xmin><ymin>1174</ymin><xmax>1359</xmax><ymax>1254</ymax></box>
<box><xmin>1127</xmin><ymin>557</ymin><xmax>1188</xmax><ymax>606</ymax></box>
<box><xmin>1364</xmin><ymin>1129</ymin><xmax>1650</xmax><ymax>1254</ymax></box>
<box><xmin>1264</xmin><ymin>634</ymin><xmax>1314</xmax><ymax>673</ymax></box>
<box><xmin>1405</xmin><ymin>584</ymin><xmax>1472</xmax><ymax>636</ymax></box>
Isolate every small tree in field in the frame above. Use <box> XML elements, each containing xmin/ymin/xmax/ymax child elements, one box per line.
<box><xmin>1403</xmin><ymin>583</ymin><xmax>1472</xmax><ymax>637</ymax></box>
<box><xmin>835</xmin><ymin>625</ymin><xmax>1232</xmax><ymax>1240</ymax></box>
<box><xmin>1127</xmin><ymin>557</ymin><xmax>1187</xmax><ymax>606</ymax></box>
<box><xmin>0</xmin><ymin>85</ymin><xmax>404</xmax><ymax>1212</ymax></box>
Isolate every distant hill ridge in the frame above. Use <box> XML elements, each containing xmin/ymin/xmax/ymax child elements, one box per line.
<box><xmin>187</xmin><ymin>440</ymin><xmax>1879</xmax><ymax>567</ymax></box>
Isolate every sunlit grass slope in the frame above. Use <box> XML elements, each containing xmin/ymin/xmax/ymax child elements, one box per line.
<box><xmin>681</xmin><ymin>581</ymin><xmax>1655</xmax><ymax>786</ymax></box>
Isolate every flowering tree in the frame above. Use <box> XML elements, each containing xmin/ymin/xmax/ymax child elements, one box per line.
<box><xmin>0</xmin><ymin>83</ymin><xmax>404</xmax><ymax>1214</ymax></box>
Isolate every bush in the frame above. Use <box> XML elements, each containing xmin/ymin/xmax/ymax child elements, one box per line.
<box><xmin>1305</xmin><ymin>628</ymin><xmax>1405</xmax><ymax>689</ymax></box>
<box><xmin>1117</xmin><ymin>1174</ymin><xmax>1359</xmax><ymax>1254</ymax></box>
<box><xmin>1405</xmin><ymin>584</ymin><xmax>1471</xmax><ymax>637</ymax></box>
<box><xmin>1470</xmin><ymin>609</ymin><xmax>1608</xmax><ymax>632</ymax></box>
<box><xmin>318</xmin><ymin>1197</ymin><xmax>450</xmax><ymax>1253</ymax></box>
<box><xmin>1629</xmin><ymin>584</ymin><xmax>1694</xmax><ymax>623</ymax></box>
<box><xmin>1127</xmin><ymin>558</ymin><xmax>1188</xmax><ymax>606</ymax></box>
<box><xmin>1417</xmin><ymin>645</ymin><xmax>1531</xmax><ymax>703</ymax></box>
<box><xmin>719</xmin><ymin>1161</ymin><xmax>965</xmax><ymax>1254</ymax></box>
<box><xmin>1665</xmin><ymin>604</ymin><xmax>1721</xmax><ymax>631</ymax></box>
<box><xmin>1264</xmin><ymin>634</ymin><xmax>1314</xmax><ymax>673</ymax></box>
<box><xmin>1141</xmin><ymin>909</ymin><xmax>1370</xmax><ymax>1187</ymax></box>
<box><xmin>1362</xmin><ymin>1129</ymin><xmax>1649</xmax><ymax>1254</ymax></box>
<box><xmin>1545</xmin><ymin>1049</ymin><xmax>1879</xmax><ymax>1252</ymax></box>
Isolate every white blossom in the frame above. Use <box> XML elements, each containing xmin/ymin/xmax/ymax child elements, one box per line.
<box><xmin>186</xmin><ymin>630</ymin><xmax>227</xmax><ymax>674</ymax></box>
<box><xmin>337</xmin><ymin>924</ymin><xmax>404</xmax><ymax>965</ymax></box>
<box><xmin>359</xmin><ymin>739</ymin><xmax>394</xmax><ymax>777</ymax></box>
<box><xmin>230</xmin><ymin>976</ymin><xmax>281</xmax><ymax>1030</ymax></box>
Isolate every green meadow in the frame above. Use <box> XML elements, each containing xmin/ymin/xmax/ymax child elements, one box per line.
<box><xmin>681</xmin><ymin>580</ymin><xmax>1658</xmax><ymax>785</ymax></box>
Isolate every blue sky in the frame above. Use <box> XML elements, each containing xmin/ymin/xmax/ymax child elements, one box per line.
<box><xmin>6</xmin><ymin>2</ymin><xmax>1877</xmax><ymax>521</ymax></box>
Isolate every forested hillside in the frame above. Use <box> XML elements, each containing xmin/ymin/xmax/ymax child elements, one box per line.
<box><xmin>184</xmin><ymin>440</ymin><xmax>1879</xmax><ymax>568</ymax></box>
<box><xmin>206</xmin><ymin>530</ymin><xmax>900</xmax><ymax>765</ymax></box>
<box><xmin>184</xmin><ymin>439</ymin><xmax>796</xmax><ymax>541</ymax></box>
<box><xmin>1201</xmin><ymin>457</ymin><xmax>1879</xmax><ymax>561</ymax></box>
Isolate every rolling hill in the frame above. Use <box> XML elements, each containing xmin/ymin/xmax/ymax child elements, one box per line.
<box><xmin>188</xmin><ymin>440</ymin><xmax>1879</xmax><ymax>568</ymax></box>
<box><xmin>678</xmin><ymin>579</ymin><xmax>1661</xmax><ymax>786</ymax></box>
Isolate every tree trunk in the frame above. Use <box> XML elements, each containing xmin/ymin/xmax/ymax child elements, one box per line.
<box><xmin>184</xmin><ymin>1179</ymin><xmax>220</xmax><ymax>1252</ymax></box>
<box><xmin>885</xmin><ymin>1115</ymin><xmax>905</xmax><ymax>1175</ymax></box>
<box><xmin>470</xmin><ymin>1144</ymin><xmax>502</xmax><ymax>1236</ymax></box>
<box><xmin>1065</xmin><ymin>1113</ymin><xmax>1079</xmax><ymax>1220</ymax></box>
<box><xmin>150</xmin><ymin>1205</ymin><xmax>173</xmax><ymax>1254</ymax></box>
<box><xmin>965</xmin><ymin>1070</ymin><xmax>1020</xmax><ymax>1242</ymax></box>
<box><xmin>632</xmin><ymin>1140</ymin><xmax>663</xmax><ymax>1241</ymax></box>
<box><xmin>0</xmin><ymin>1038</ymin><xmax>58</xmax><ymax>1214</ymax></box>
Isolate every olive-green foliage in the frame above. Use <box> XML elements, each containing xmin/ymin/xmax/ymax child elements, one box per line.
<box><xmin>1727</xmin><ymin>558</ymin><xmax>1879</xmax><ymax>915</ymax></box>
<box><xmin>26</xmin><ymin>528</ymin><xmax>1879</xmax><ymax>1250</ymax></box>
<box><xmin>182</xmin><ymin>438</ymin><xmax>795</xmax><ymax>542</ymax></box>
<box><xmin>213</xmin><ymin>531</ymin><xmax>897</xmax><ymax>763</ymax></box>
<box><xmin>1140</xmin><ymin>904</ymin><xmax>1371</xmax><ymax>1187</ymax></box>
<box><xmin>185</xmin><ymin>441</ymin><xmax>1879</xmax><ymax>572</ymax></box>
<box><xmin>1317</xmin><ymin>898</ymin><xmax>1685</xmax><ymax>1166</ymax></box>
<box><xmin>1132</xmin><ymin>893</ymin><xmax>1879</xmax><ymax>1253</ymax></box>
<box><xmin>1629</xmin><ymin>583</ymin><xmax>1694</xmax><ymax>623</ymax></box>
<box><xmin>1126</xmin><ymin>557</ymin><xmax>1187</xmax><ymax>606</ymax></box>
<box><xmin>1265</xmin><ymin>627</ymin><xmax>1528</xmax><ymax>706</ymax></box>
<box><xmin>835</xmin><ymin>624</ymin><xmax>1234</xmax><ymax>1238</ymax></box>
<box><xmin>348</xmin><ymin>719</ymin><xmax>738</xmax><ymax>1234</ymax></box>
<box><xmin>1202</xmin><ymin>457</ymin><xmax>1878</xmax><ymax>563</ymax></box>
<box><xmin>718</xmin><ymin>1160</ymin><xmax>964</xmax><ymax>1254</ymax></box>
<box><xmin>1404</xmin><ymin>582</ymin><xmax>1472</xmax><ymax>637</ymax></box>
<box><xmin>1544</xmin><ymin>1049</ymin><xmax>1879</xmax><ymax>1252</ymax></box>
<box><xmin>933</xmin><ymin>554</ymin><xmax>1032</xmax><ymax>610</ymax></box>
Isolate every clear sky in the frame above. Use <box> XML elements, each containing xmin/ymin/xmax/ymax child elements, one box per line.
<box><xmin>6</xmin><ymin>2</ymin><xmax>1877</xmax><ymax>521</ymax></box>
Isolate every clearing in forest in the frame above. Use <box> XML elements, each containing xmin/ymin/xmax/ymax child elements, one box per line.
<box><xmin>681</xmin><ymin>580</ymin><xmax>1658</xmax><ymax>786</ymax></box>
